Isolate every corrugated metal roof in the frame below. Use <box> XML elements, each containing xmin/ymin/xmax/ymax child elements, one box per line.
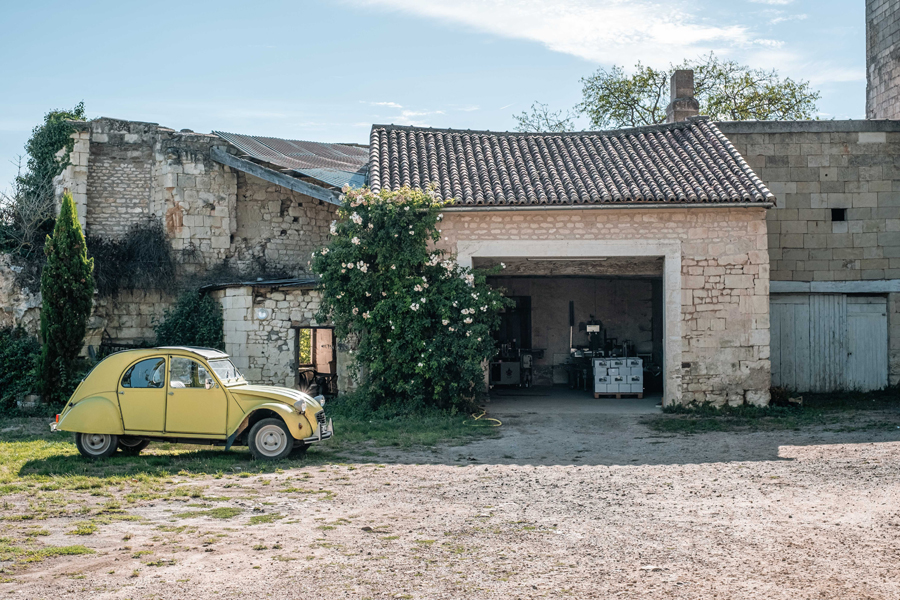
<box><xmin>200</xmin><ymin>277</ymin><xmax>320</xmax><ymax>292</ymax></box>
<box><xmin>214</xmin><ymin>131</ymin><xmax>368</xmax><ymax>189</ymax></box>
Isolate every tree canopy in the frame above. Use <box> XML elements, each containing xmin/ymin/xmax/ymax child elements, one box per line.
<box><xmin>513</xmin><ymin>53</ymin><xmax>821</xmax><ymax>132</ymax></box>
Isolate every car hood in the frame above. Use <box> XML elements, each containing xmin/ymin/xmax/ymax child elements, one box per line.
<box><xmin>229</xmin><ymin>385</ymin><xmax>321</xmax><ymax>411</ymax></box>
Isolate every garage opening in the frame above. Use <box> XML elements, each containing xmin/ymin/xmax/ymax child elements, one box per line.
<box><xmin>479</xmin><ymin>257</ymin><xmax>665</xmax><ymax>403</ymax></box>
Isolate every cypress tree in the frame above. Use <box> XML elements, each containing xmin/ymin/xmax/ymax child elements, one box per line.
<box><xmin>40</xmin><ymin>192</ymin><xmax>94</xmax><ymax>404</ymax></box>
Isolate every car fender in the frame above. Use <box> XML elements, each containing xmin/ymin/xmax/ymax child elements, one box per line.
<box><xmin>57</xmin><ymin>396</ymin><xmax>125</xmax><ymax>435</ymax></box>
<box><xmin>231</xmin><ymin>402</ymin><xmax>312</xmax><ymax>442</ymax></box>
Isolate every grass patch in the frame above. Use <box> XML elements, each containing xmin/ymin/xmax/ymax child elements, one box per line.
<box><xmin>248</xmin><ymin>513</ymin><xmax>284</xmax><ymax>525</ymax></box>
<box><xmin>67</xmin><ymin>521</ymin><xmax>97</xmax><ymax>536</ymax></box>
<box><xmin>325</xmin><ymin>400</ymin><xmax>500</xmax><ymax>451</ymax></box>
<box><xmin>176</xmin><ymin>507</ymin><xmax>242</xmax><ymax>520</ymax></box>
<box><xmin>645</xmin><ymin>388</ymin><xmax>900</xmax><ymax>434</ymax></box>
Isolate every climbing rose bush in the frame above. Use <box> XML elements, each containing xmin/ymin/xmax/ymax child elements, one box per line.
<box><xmin>312</xmin><ymin>186</ymin><xmax>507</xmax><ymax>413</ymax></box>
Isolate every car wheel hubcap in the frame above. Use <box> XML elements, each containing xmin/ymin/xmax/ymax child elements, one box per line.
<box><xmin>83</xmin><ymin>434</ymin><xmax>112</xmax><ymax>454</ymax></box>
<box><xmin>256</xmin><ymin>425</ymin><xmax>287</xmax><ymax>457</ymax></box>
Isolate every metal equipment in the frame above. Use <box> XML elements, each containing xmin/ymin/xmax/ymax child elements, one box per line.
<box><xmin>489</xmin><ymin>341</ymin><xmax>535</xmax><ymax>388</ymax></box>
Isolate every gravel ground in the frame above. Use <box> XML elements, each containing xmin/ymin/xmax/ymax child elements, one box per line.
<box><xmin>3</xmin><ymin>400</ymin><xmax>900</xmax><ymax>599</ymax></box>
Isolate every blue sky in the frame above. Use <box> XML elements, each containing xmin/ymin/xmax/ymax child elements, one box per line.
<box><xmin>0</xmin><ymin>0</ymin><xmax>865</xmax><ymax>192</ymax></box>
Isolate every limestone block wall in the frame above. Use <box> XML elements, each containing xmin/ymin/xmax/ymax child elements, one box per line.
<box><xmin>718</xmin><ymin>121</ymin><xmax>900</xmax><ymax>282</ymax></box>
<box><xmin>212</xmin><ymin>285</ymin><xmax>353</xmax><ymax>391</ymax></box>
<box><xmin>867</xmin><ymin>0</ymin><xmax>900</xmax><ymax>119</ymax></box>
<box><xmin>438</xmin><ymin>207</ymin><xmax>771</xmax><ymax>406</ymax></box>
<box><xmin>90</xmin><ymin>288</ymin><xmax>175</xmax><ymax>344</ymax></box>
<box><xmin>84</xmin><ymin>120</ymin><xmax>155</xmax><ymax>235</ymax></box>
<box><xmin>231</xmin><ymin>172</ymin><xmax>337</xmax><ymax>277</ymax></box>
<box><xmin>53</xmin><ymin>125</ymin><xmax>91</xmax><ymax>228</ymax></box>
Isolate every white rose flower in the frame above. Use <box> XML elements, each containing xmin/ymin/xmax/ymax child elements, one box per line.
<box><xmin>351</xmin><ymin>237</ymin><xmax>361</xmax><ymax>245</ymax></box>
<box><xmin>442</xmin><ymin>319</ymin><xmax>449</xmax><ymax>325</ymax></box>
<box><xmin>321</xmin><ymin>247</ymin><xmax>329</xmax><ymax>255</ymax></box>
<box><xmin>352</xmin><ymin>307</ymin><xmax>359</xmax><ymax>315</ymax></box>
<box><xmin>464</xmin><ymin>317</ymin><xmax>472</xmax><ymax>324</ymax></box>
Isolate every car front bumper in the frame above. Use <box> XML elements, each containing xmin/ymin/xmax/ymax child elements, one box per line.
<box><xmin>302</xmin><ymin>417</ymin><xmax>333</xmax><ymax>444</ymax></box>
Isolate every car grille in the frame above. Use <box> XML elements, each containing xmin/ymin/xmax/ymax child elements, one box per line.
<box><xmin>315</xmin><ymin>411</ymin><xmax>326</xmax><ymax>428</ymax></box>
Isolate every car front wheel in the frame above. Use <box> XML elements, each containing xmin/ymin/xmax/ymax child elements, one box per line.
<box><xmin>75</xmin><ymin>433</ymin><xmax>119</xmax><ymax>460</ymax></box>
<box><xmin>248</xmin><ymin>418</ymin><xmax>294</xmax><ymax>461</ymax></box>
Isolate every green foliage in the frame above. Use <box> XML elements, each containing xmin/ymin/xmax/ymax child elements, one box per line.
<box><xmin>154</xmin><ymin>290</ymin><xmax>224</xmax><ymax>351</ymax></box>
<box><xmin>579</xmin><ymin>53</ymin><xmax>821</xmax><ymax>128</ymax></box>
<box><xmin>19</xmin><ymin>102</ymin><xmax>85</xmax><ymax>196</ymax></box>
<box><xmin>0</xmin><ymin>327</ymin><xmax>41</xmax><ymax>412</ymax></box>
<box><xmin>40</xmin><ymin>192</ymin><xmax>94</xmax><ymax>407</ymax></box>
<box><xmin>1</xmin><ymin>103</ymin><xmax>86</xmax><ymax>257</ymax></box>
<box><xmin>513</xmin><ymin>101</ymin><xmax>578</xmax><ymax>133</ymax></box>
<box><xmin>87</xmin><ymin>218</ymin><xmax>175</xmax><ymax>296</ymax></box>
<box><xmin>311</xmin><ymin>186</ymin><xmax>510</xmax><ymax>414</ymax></box>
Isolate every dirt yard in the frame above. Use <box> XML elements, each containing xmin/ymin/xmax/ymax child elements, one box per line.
<box><xmin>2</xmin><ymin>397</ymin><xmax>900</xmax><ymax>599</ymax></box>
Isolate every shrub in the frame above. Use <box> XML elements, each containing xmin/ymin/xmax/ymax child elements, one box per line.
<box><xmin>311</xmin><ymin>185</ymin><xmax>509</xmax><ymax>414</ymax></box>
<box><xmin>40</xmin><ymin>192</ymin><xmax>94</xmax><ymax>407</ymax></box>
<box><xmin>154</xmin><ymin>290</ymin><xmax>224</xmax><ymax>351</ymax></box>
<box><xmin>0</xmin><ymin>327</ymin><xmax>41</xmax><ymax>412</ymax></box>
<box><xmin>87</xmin><ymin>218</ymin><xmax>175</xmax><ymax>297</ymax></box>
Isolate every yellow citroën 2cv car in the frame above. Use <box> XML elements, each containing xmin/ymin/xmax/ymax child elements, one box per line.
<box><xmin>52</xmin><ymin>347</ymin><xmax>333</xmax><ymax>461</ymax></box>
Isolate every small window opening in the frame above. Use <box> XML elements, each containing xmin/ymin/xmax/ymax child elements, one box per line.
<box><xmin>831</xmin><ymin>208</ymin><xmax>846</xmax><ymax>222</ymax></box>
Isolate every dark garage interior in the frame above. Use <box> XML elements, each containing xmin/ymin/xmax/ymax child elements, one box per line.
<box><xmin>479</xmin><ymin>257</ymin><xmax>665</xmax><ymax>399</ymax></box>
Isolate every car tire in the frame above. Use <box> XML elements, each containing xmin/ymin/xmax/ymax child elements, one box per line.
<box><xmin>75</xmin><ymin>433</ymin><xmax>119</xmax><ymax>460</ymax></box>
<box><xmin>118</xmin><ymin>438</ymin><xmax>150</xmax><ymax>455</ymax></box>
<box><xmin>248</xmin><ymin>418</ymin><xmax>294</xmax><ymax>461</ymax></box>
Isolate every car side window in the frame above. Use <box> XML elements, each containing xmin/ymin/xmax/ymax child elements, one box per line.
<box><xmin>121</xmin><ymin>358</ymin><xmax>166</xmax><ymax>389</ymax></box>
<box><xmin>169</xmin><ymin>357</ymin><xmax>213</xmax><ymax>389</ymax></box>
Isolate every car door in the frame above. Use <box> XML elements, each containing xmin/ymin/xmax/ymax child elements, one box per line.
<box><xmin>118</xmin><ymin>357</ymin><xmax>167</xmax><ymax>432</ymax></box>
<box><xmin>165</xmin><ymin>356</ymin><xmax>227</xmax><ymax>435</ymax></box>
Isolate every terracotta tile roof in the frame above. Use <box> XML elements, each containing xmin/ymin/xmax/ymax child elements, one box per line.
<box><xmin>368</xmin><ymin>117</ymin><xmax>773</xmax><ymax>206</ymax></box>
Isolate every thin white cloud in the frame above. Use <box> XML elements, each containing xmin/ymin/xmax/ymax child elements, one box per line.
<box><xmin>344</xmin><ymin>0</ymin><xmax>759</xmax><ymax>67</ymax></box>
<box><xmin>365</xmin><ymin>101</ymin><xmax>404</xmax><ymax>109</ymax></box>
<box><xmin>499</xmin><ymin>103</ymin><xmax>515</xmax><ymax>110</ymax></box>
<box><xmin>770</xmin><ymin>13</ymin><xmax>807</xmax><ymax>25</ymax></box>
<box><xmin>753</xmin><ymin>39</ymin><xmax>785</xmax><ymax>48</ymax></box>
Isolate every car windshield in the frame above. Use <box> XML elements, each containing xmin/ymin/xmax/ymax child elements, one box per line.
<box><xmin>208</xmin><ymin>359</ymin><xmax>245</xmax><ymax>384</ymax></box>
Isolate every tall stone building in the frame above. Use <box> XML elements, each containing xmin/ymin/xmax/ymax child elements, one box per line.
<box><xmin>867</xmin><ymin>0</ymin><xmax>900</xmax><ymax>119</ymax></box>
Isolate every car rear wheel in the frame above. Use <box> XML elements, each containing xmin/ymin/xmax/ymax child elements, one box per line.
<box><xmin>248</xmin><ymin>418</ymin><xmax>294</xmax><ymax>461</ymax></box>
<box><xmin>118</xmin><ymin>438</ymin><xmax>150</xmax><ymax>455</ymax></box>
<box><xmin>75</xmin><ymin>433</ymin><xmax>119</xmax><ymax>460</ymax></box>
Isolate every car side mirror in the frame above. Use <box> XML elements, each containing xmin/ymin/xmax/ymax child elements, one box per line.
<box><xmin>205</xmin><ymin>378</ymin><xmax>214</xmax><ymax>390</ymax></box>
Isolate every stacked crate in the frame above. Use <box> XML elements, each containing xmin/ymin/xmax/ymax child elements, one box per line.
<box><xmin>593</xmin><ymin>357</ymin><xmax>643</xmax><ymax>398</ymax></box>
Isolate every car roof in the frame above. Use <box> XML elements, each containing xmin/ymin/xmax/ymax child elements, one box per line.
<box><xmin>113</xmin><ymin>347</ymin><xmax>230</xmax><ymax>360</ymax></box>
<box><xmin>156</xmin><ymin>346</ymin><xmax>230</xmax><ymax>360</ymax></box>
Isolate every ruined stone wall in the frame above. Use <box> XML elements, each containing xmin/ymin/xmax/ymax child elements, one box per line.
<box><xmin>0</xmin><ymin>255</ymin><xmax>40</xmax><ymax>336</ymax></box>
<box><xmin>90</xmin><ymin>288</ymin><xmax>175</xmax><ymax>344</ymax></box>
<box><xmin>85</xmin><ymin>120</ymin><xmax>155</xmax><ymax>235</ymax></box>
<box><xmin>438</xmin><ymin>207</ymin><xmax>771</xmax><ymax>407</ymax></box>
<box><xmin>867</xmin><ymin>0</ymin><xmax>900</xmax><ymax>119</ymax></box>
<box><xmin>231</xmin><ymin>172</ymin><xmax>337</xmax><ymax>277</ymax></box>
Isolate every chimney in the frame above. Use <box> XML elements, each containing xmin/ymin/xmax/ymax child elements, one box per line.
<box><xmin>666</xmin><ymin>69</ymin><xmax>700</xmax><ymax>123</ymax></box>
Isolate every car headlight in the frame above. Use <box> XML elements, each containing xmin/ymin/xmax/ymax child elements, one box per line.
<box><xmin>294</xmin><ymin>400</ymin><xmax>307</xmax><ymax>413</ymax></box>
<box><xmin>314</xmin><ymin>394</ymin><xmax>326</xmax><ymax>407</ymax></box>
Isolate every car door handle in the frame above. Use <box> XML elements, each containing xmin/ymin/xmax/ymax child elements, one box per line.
<box><xmin>168</xmin><ymin>392</ymin><xmax>174</xmax><ymax>396</ymax></box>
<box><xmin>118</xmin><ymin>392</ymin><xmax>124</xmax><ymax>395</ymax></box>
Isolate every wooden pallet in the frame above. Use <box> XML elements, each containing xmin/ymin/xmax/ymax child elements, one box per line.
<box><xmin>594</xmin><ymin>392</ymin><xmax>643</xmax><ymax>399</ymax></box>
